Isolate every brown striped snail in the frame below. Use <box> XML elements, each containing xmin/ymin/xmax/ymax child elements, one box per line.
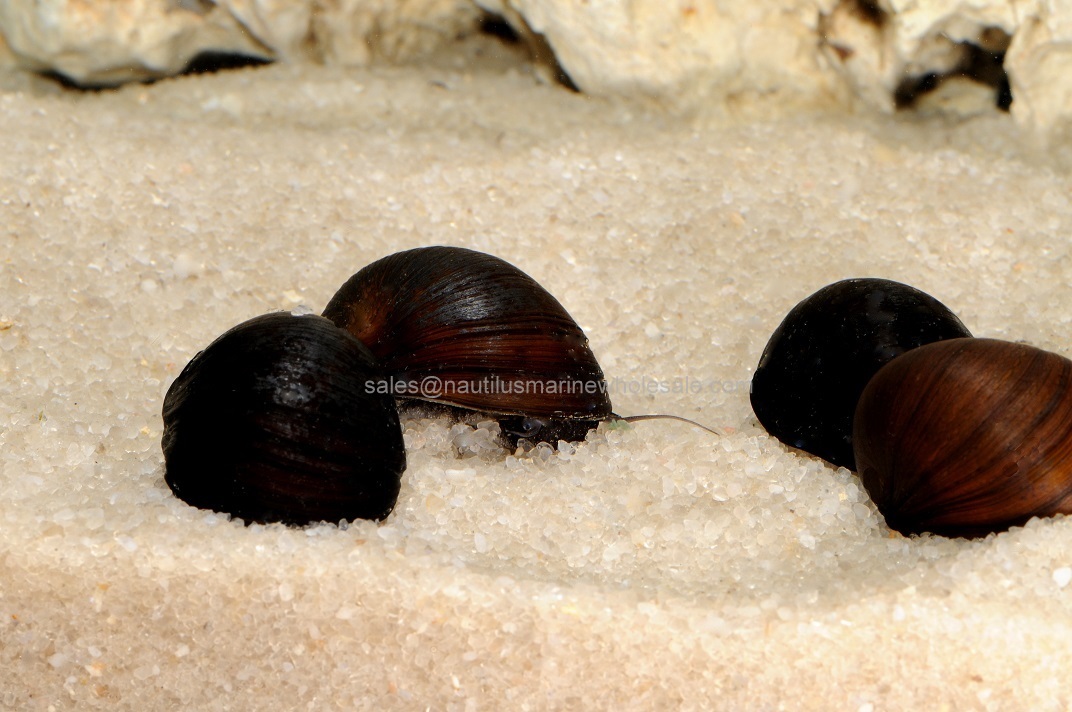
<box><xmin>323</xmin><ymin>246</ymin><xmax>717</xmax><ymax>445</ymax></box>
<box><xmin>854</xmin><ymin>337</ymin><xmax>1072</xmax><ymax>539</ymax></box>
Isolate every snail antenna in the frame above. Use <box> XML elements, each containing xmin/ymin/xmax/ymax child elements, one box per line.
<box><xmin>610</xmin><ymin>413</ymin><xmax>725</xmax><ymax>437</ymax></box>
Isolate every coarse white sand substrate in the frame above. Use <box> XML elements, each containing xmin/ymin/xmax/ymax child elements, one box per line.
<box><xmin>3</xmin><ymin>55</ymin><xmax>1072</xmax><ymax>710</ymax></box>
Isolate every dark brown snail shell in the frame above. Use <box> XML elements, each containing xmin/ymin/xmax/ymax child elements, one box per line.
<box><xmin>161</xmin><ymin>312</ymin><xmax>406</xmax><ymax>525</ymax></box>
<box><xmin>750</xmin><ymin>278</ymin><xmax>971</xmax><ymax>470</ymax></box>
<box><xmin>854</xmin><ymin>337</ymin><xmax>1072</xmax><ymax>538</ymax></box>
<box><xmin>322</xmin><ymin>246</ymin><xmax>612</xmax><ymax>443</ymax></box>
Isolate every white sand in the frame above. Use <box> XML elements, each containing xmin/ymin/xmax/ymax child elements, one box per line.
<box><xmin>3</xmin><ymin>48</ymin><xmax>1072</xmax><ymax>709</ymax></box>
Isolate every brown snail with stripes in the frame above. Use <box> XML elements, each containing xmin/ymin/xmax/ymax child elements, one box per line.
<box><xmin>854</xmin><ymin>337</ymin><xmax>1072</xmax><ymax>539</ymax></box>
<box><xmin>323</xmin><ymin>246</ymin><xmax>717</xmax><ymax>445</ymax></box>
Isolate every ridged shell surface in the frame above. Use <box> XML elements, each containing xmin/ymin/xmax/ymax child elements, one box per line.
<box><xmin>162</xmin><ymin>313</ymin><xmax>406</xmax><ymax>525</ymax></box>
<box><xmin>323</xmin><ymin>246</ymin><xmax>612</xmax><ymax>422</ymax></box>
<box><xmin>854</xmin><ymin>338</ymin><xmax>1072</xmax><ymax>538</ymax></box>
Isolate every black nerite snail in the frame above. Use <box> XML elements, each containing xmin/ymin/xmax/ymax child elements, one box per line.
<box><xmin>750</xmin><ymin>278</ymin><xmax>972</xmax><ymax>470</ymax></box>
<box><xmin>161</xmin><ymin>312</ymin><xmax>406</xmax><ymax>525</ymax></box>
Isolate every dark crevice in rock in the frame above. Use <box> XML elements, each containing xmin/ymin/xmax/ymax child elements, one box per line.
<box><xmin>894</xmin><ymin>29</ymin><xmax>1013</xmax><ymax>112</ymax></box>
<box><xmin>893</xmin><ymin>73</ymin><xmax>940</xmax><ymax>109</ymax></box>
<box><xmin>995</xmin><ymin>76</ymin><xmax>1013</xmax><ymax>111</ymax></box>
<box><xmin>961</xmin><ymin>42</ymin><xmax>1013</xmax><ymax>110</ymax></box>
<box><xmin>847</xmin><ymin>0</ymin><xmax>889</xmax><ymax>29</ymax></box>
<box><xmin>478</xmin><ymin>14</ymin><xmax>522</xmax><ymax>44</ymax></box>
<box><xmin>35</xmin><ymin>70</ymin><xmax>124</xmax><ymax>92</ymax></box>
<box><xmin>526</xmin><ymin>30</ymin><xmax>579</xmax><ymax>92</ymax></box>
<box><xmin>36</xmin><ymin>52</ymin><xmax>273</xmax><ymax>91</ymax></box>
<box><xmin>180</xmin><ymin>52</ymin><xmax>273</xmax><ymax>76</ymax></box>
<box><xmin>474</xmin><ymin>10</ymin><xmax>578</xmax><ymax>93</ymax></box>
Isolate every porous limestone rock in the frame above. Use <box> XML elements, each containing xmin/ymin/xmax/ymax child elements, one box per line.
<box><xmin>816</xmin><ymin>0</ymin><xmax>1072</xmax><ymax>134</ymax></box>
<box><xmin>475</xmin><ymin>0</ymin><xmax>845</xmax><ymax>113</ymax></box>
<box><xmin>481</xmin><ymin>0</ymin><xmax>1072</xmax><ymax>134</ymax></box>
<box><xmin>217</xmin><ymin>0</ymin><xmax>481</xmax><ymax>65</ymax></box>
<box><xmin>0</xmin><ymin>0</ymin><xmax>478</xmax><ymax>86</ymax></box>
<box><xmin>818</xmin><ymin>0</ymin><xmax>1016</xmax><ymax>115</ymax></box>
<box><xmin>7</xmin><ymin>0</ymin><xmax>1072</xmax><ymax>137</ymax></box>
<box><xmin>1005</xmin><ymin>2</ymin><xmax>1072</xmax><ymax>136</ymax></box>
<box><xmin>0</xmin><ymin>1</ymin><xmax>266</xmax><ymax>85</ymax></box>
<box><xmin>479</xmin><ymin>0</ymin><xmax>1014</xmax><ymax>115</ymax></box>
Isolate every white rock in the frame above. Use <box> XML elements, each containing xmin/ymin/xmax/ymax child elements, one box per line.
<box><xmin>476</xmin><ymin>0</ymin><xmax>1072</xmax><ymax>137</ymax></box>
<box><xmin>818</xmin><ymin>0</ymin><xmax>897</xmax><ymax>112</ymax></box>
<box><xmin>914</xmin><ymin>75</ymin><xmax>1001</xmax><ymax>118</ymax></box>
<box><xmin>219</xmin><ymin>0</ymin><xmax>480</xmax><ymax>65</ymax></box>
<box><xmin>1005</xmin><ymin>1</ymin><xmax>1072</xmax><ymax>135</ymax></box>
<box><xmin>477</xmin><ymin>0</ymin><xmax>842</xmax><ymax>112</ymax></box>
<box><xmin>0</xmin><ymin>0</ymin><xmax>477</xmax><ymax>85</ymax></box>
<box><xmin>814</xmin><ymin>0</ymin><xmax>1072</xmax><ymax>136</ymax></box>
<box><xmin>8</xmin><ymin>0</ymin><xmax>1072</xmax><ymax>137</ymax></box>
<box><xmin>819</xmin><ymin>0</ymin><xmax>1016</xmax><ymax>113</ymax></box>
<box><xmin>0</xmin><ymin>0</ymin><xmax>264</xmax><ymax>84</ymax></box>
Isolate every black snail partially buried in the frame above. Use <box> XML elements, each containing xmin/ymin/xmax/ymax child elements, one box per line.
<box><xmin>750</xmin><ymin>278</ymin><xmax>971</xmax><ymax>470</ymax></box>
<box><xmin>322</xmin><ymin>246</ymin><xmax>614</xmax><ymax>445</ymax></box>
<box><xmin>161</xmin><ymin>312</ymin><xmax>406</xmax><ymax>525</ymax></box>
<box><xmin>854</xmin><ymin>338</ymin><xmax>1072</xmax><ymax>539</ymax></box>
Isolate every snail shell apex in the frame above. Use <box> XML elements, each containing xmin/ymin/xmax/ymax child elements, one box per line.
<box><xmin>854</xmin><ymin>337</ymin><xmax>1072</xmax><ymax>538</ymax></box>
<box><xmin>323</xmin><ymin>246</ymin><xmax>612</xmax><ymax>424</ymax></box>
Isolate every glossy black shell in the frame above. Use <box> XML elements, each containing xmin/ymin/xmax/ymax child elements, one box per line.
<box><xmin>750</xmin><ymin>278</ymin><xmax>971</xmax><ymax>470</ymax></box>
<box><xmin>162</xmin><ymin>312</ymin><xmax>406</xmax><ymax>525</ymax></box>
<box><xmin>322</xmin><ymin>246</ymin><xmax>612</xmax><ymax>442</ymax></box>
